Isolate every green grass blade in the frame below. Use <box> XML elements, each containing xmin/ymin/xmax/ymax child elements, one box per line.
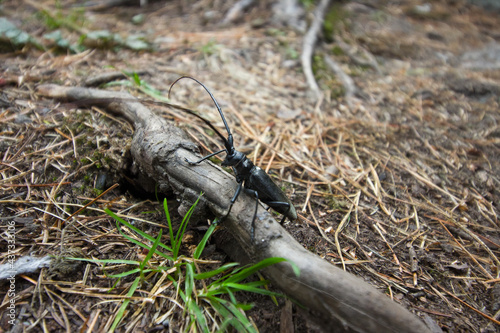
<box><xmin>226</xmin><ymin>288</ymin><xmax>237</xmax><ymax>304</ymax></box>
<box><xmin>209</xmin><ymin>297</ymin><xmax>247</xmax><ymax>333</ymax></box>
<box><xmin>193</xmin><ymin>220</ymin><xmax>217</xmax><ymax>259</ymax></box>
<box><xmin>173</xmin><ymin>194</ymin><xmax>202</xmax><ymax>259</ymax></box>
<box><xmin>117</xmin><ymin>71</ymin><xmax>170</xmax><ymax>102</ymax></box>
<box><xmin>174</xmin><ymin>199</ymin><xmax>197</xmax><ymax>248</ymax></box>
<box><xmin>204</xmin><ymin>281</ymin><xmax>280</xmax><ymax>299</ymax></box>
<box><xmin>194</xmin><ymin>262</ymin><xmax>239</xmax><ymax>280</ymax></box>
<box><xmin>140</xmin><ymin>228</ymin><xmax>162</xmax><ymax>271</ymax></box>
<box><xmin>154</xmin><ymin>184</ymin><xmax>160</xmax><ymax>202</ymax></box>
<box><xmin>186</xmin><ymin>299</ymin><xmax>209</xmax><ymax>333</ymax></box>
<box><xmin>216</xmin><ymin>316</ymin><xmax>233</xmax><ymax>333</ymax></box>
<box><xmin>238</xmin><ymin>279</ymin><xmax>270</xmax><ymax>287</ymax></box>
<box><xmin>132</xmin><ymin>71</ymin><xmax>141</xmax><ymax>85</ymax></box>
<box><xmin>220</xmin><ymin>299</ymin><xmax>257</xmax><ymax>333</ymax></box>
<box><xmin>223</xmin><ymin>257</ymin><xmax>288</xmax><ymax>284</ymax></box>
<box><xmin>109</xmin><ymin>278</ymin><xmax>120</xmax><ymax>293</ymax></box>
<box><xmin>223</xmin><ymin>283</ymin><xmax>282</xmax><ymax>297</ymax></box>
<box><xmin>105</xmin><ymin>268</ymin><xmax>141</xmax><ymax>278</ymax></box>
<box><xmin>115</xmin><ymin>220</ymin><xmax>173</xmax><ymax>261</ymax></box>
<box><xmin>163</xmin><ymin>198</ymin><xmax>175</xmax><ymax>257</ymax></box>
<box><xmin>167</xmin><ymin>275</ymin><xmax>184</xmax><ymax>301</ymax></box>
<box><xmin>288</xmin><ymin>260</ymin><xmax>301</xmax><ymax>277</ymax></box>
<box><xmin>208</xmin><ymin>265</ymin><xmax>245</xmax><ymax>286</ymax></box>
<box><xmin>234</xmin><ymin>303</ymin><xmax>254</xmax><ymax>312</ymax></box>
<box><xmin>105</xmin><ymin>208</ymin><xmax>173</xmax><ymax>253</ymax></box>
<box><xmin>185</xmin><ymin>263</ymin><xmax>194</xmax><ymax>298</ymax></box>
<box><xmin>109</xmin><ymin>276</ymin><xmax>141</xmax><ymax>332</ymax></box>
<box><xmin>206</xmin><ymin>279</ymin><xmax>270</xmax><ymax>293</ymax></box>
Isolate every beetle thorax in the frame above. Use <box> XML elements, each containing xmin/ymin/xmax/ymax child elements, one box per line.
<box><xmin>223</xmin><ymin>151</ymin><xmax>254</xmax><ymax>176</ymax></box>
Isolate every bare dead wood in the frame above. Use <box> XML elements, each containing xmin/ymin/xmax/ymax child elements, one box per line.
<box><xmin>36</xmin><ymin>84</ymin><xmax>431</xmax><ymax>333</ymax></box>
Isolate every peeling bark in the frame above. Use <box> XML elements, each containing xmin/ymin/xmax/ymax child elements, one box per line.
<box><xmin>37</xmin><ymin>84</ymin><xmax>431</xmax><ymax>333</ymax></box>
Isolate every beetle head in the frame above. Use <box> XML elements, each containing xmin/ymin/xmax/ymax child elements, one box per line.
<box><xmin>222</xmin><ymin>150</ymin><xmax>245</xmax><ymax>167</ymax></box>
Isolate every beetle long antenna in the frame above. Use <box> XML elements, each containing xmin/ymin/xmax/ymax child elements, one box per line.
<box><xmin>167</xmin><ymin>103</ymin><xmax>228</xmax><ymax>145</ymax></box>
<box><xmin>168</xmin><ymin>76</ymin><xmax>233</xmax><ymax>144</ymax></box>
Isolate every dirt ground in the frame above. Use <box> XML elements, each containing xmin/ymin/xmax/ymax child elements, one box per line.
<box><xmin>1</xmin><ymin>0</ymin><xmax>499</xmax><ymax>332</ymax></box>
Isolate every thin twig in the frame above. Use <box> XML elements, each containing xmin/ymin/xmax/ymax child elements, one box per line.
<box><xmin>63</xmin><ymin>183</ymin><xmax>120</xmax><ymax>227</ymax></box>
<box><xmin>437</xmin><ymin>284</ymin><xmax>500</xmax><ymax>326</ymax></box>
<box><xmin>436</xmin><ymin>218</ymin><xmax>493</xmax><ymax>280</ymax></box>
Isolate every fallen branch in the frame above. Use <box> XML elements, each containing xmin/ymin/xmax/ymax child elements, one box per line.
<box><xmin>36</xmin><ymin>84</ymin><xmax>431</xmax><ymax>333</ymax></box>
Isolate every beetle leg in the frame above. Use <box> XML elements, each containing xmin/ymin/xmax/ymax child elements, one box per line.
<box><xmin>252</xmin><ymin>191</ymin><xmax>259</xmax><ymax>241</ymax></box>
<box><xmin>224</xmin><ymin>180</ymin><xmax>243</xmax><ymax>220</ymax></box>
<box><xmin>239</xmin><ymin>188</ymin><xmax>259</xmax><ymax>241</ymax></box>
<box><xmin>230</xmin><ymin>180</ymin><xmax>243</xmax><ymax>204</ymax></box>
<box><xmin>265</xmin><ymin>201</ymin><xmax>291</xmax><ymax>224</ymax></box>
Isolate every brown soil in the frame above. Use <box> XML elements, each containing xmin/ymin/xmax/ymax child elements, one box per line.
<box><xmin>0</xmin><ymin>0</ymin><xmax>499</xmax><ymax>332</ymax></box>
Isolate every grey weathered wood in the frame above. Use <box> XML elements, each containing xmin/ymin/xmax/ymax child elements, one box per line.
<box><xmin>37</xmin><ymin>84</ymin><xmax>431</xmax><ymax>333</ymax></box>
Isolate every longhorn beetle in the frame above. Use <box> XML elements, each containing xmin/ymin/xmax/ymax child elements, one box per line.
<box><xmin>169</xmin><ymin>76</ymin><xmax>297</xmax><ymax>240</ymax></box>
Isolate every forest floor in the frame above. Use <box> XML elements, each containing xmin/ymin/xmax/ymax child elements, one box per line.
<box><xmin>1</xmin><ymin>0</ymin><xmax>499</xmax><ymax>332</ymax></box>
